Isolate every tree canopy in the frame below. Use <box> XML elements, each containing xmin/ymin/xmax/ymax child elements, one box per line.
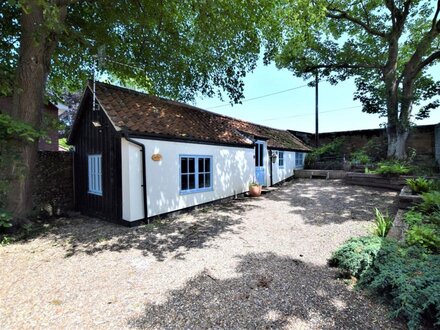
<box><xmin>1</xmin><ymin>0</ymin><xmax>275</xmax><ymax>103</ymax></box>
<box><xmin>264</xmin><ymin>0</ymin><xmax>440</xmax><ymax>157</ymax></box>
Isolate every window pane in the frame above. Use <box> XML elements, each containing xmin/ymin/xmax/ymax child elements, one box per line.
<box><xmin>259</xmin><ymin>144</ymin><xmax>263</xmax><ymax>165</ymax></box>
<box><xmin>181</xmin><ymin>158</ymin><xmax>188</xmax><ymax>174</ymax></box>
<box><xmin>94</xmin><ymin>156</ymin><xmax>98</xmax><ymax>190</ymax></box>
<box><xmin>205</xmin><ymin>173</ymin><xmax>211</xmax><ymax>188</ymax></box>
<box><xmin>198</xmin><ymin>173</ymin><xmax>205</xmax><ymax>188</ymax></box>
<box><xmin>255</xmin><ymin>144</ymin><xmax>259</xmax><ymax>166</ymax></box>
<box><xmin>189</xmin><ymin>158</ymin><xmax>195</xmax><ymax>173</ymax></box>
<box><xmin>189</xmin><ymin>174</ymin><xmax>196</xmax><ymax>189</ymax></box>
<box><xmin>205</xmin><ymin>158</ymin><xmax>211</xmax><ymax>173</ymax></box>
<box><xmin>198</xmin><ymin>158</ymin><xmax>204</xmax><ymax>172</ymax></box>
<box><xmin>181</xmin><ymin>174</ymin><xmax>188</xmax><ymax>190</ymax></box>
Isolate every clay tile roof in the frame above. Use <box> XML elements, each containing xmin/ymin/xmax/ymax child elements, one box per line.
<box><xmin>93</xmin><ymin>81</ymin><xmax>311</xmax><ymax>151</ymax></box>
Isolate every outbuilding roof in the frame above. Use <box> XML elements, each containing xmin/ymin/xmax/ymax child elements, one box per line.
<box><xmin>76</xmin><ymin>81</ymin><xmax>310</xmax><ymax>151</ymax></box>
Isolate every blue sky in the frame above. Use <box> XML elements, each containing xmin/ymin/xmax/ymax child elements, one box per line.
<box><xmin>195</xmin><ymin>62</ymin><xmax>440</xmax><ymax>133</ymax></box>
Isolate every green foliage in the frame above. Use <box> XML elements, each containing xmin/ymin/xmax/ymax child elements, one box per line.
<box><xmin>328</xmin><ymin>236</ymin><xmax>386</xmax><ymax>278</ymax></box>
<box><xmin>359</xmin><ymin>244</ymin><xmax>440</xmax><ymax>329</ymax></box>
<box><xmin>2</xmin><ymin>0</ymin><xmax>277</xmax><ymax>103</ymax></box>
<box><xmin>419</xmin><ymin>191</ymin><xmax>440</xmax><ymax>214</ymax></box>
<box><xmin>0</xmin><ymin>209</ymin><xmax>12</xmax><ymax>229</ymax></box>
<box><xmin>362</xmin><ymin>136</ymin><xmax>387</xmax><ymax>162</ymax></box>
<box><xmin>406</xmin><ymin>177</ymin><xmax>432</xmax><ymax>194</ymax></box>
<box><xmin>305</xmin><ymin>137</ymin><xmax>345</xmax><ymax>166</ymax></box>
<box><xmin>350</xmin><ymin>150</ymin><xmax>370</xmax><ymax>165</ymax></box>
<box><xmin>0</xmin><ymin>114</ymin><xmax>41</xmax><ymax>142</ymax></box>
<box><xmin>59</xmin><ymin>138</ymin><xmax>70</xmax><ymax>150</ymax></box>
<box><xmin>0</xmin><ymin>114</ymin><xmax>43</xmax><ymax>208</ymax></box>
<box><xmin>374</xmin><ymin>161</ymin><xmax>411</xmax><ymax>177</ymax></box>
<box><xmin>404</xmin><ymin>210</ymin><xmax>424</xmax><ymax>228</ymax></box>
<box><xmin>406</xmin><ymin>225</ymin><xmax>440</xmax><ymax>253</ymax></box>
<box><xmin>372</xmin><ymin>208</ymin><xmax>393</xmax><ymax>237</ymax></box>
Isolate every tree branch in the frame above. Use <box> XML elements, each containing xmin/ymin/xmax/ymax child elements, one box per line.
<box><xmin>385</xmin><ymin>0</ymin><xmax>397</xmax><ymax>27</ymax></box>
<box><xmin>433</xmin><ymin>0</ymin><xmax>440</xmax><ymax>30</ymax></box>
<box><xmin>304</xmin><ymin>62</ymin><xmax>381</xmax><ymax>72</ymax></box>
<box><xmin>416</xmin><ymin>50</ymin><xmax>440</xmax><ymax>72</ymax></box>
<box><xmin>326</xmin><ymin>9</ymin><xmax>387</xmax><ymax>38</ymax></box>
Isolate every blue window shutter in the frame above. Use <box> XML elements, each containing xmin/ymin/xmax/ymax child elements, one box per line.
<box><xmin>88</xmin><ymin>154</ymin><xmax>102</xmax><ymax>195</ymax></box>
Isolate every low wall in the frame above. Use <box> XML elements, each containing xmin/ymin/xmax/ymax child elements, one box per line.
<box><xmin>294</xmin><ymin>169</ymin><xmax>347</xmax><ymax>179</ymax></box>
<box><xmin>344</xmin><ymin>172</ymin><xmax>410</xmax><ymax>191</ymax></box>
<box><xmin>294</xmin><ymin>170</ymin><xmax>412</xmax><ymax>192</ymax></box>
<box><xmin>33</xmin><ymin>151</ymin><xmax>73</xmax><ymax>216</ymax></box>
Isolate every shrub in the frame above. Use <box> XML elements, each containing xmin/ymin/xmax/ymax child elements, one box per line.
<box><xmin>419</xmin><ymin>191</ymin><xmax>440</xmax><ymax>214</ymax></box>
<box><xmin>374</xmin><ymin>161</ymin><xmax>411</xmax><ymax>177</ymax></box>
<box><xmin>328</xmin><ymin>236</ymin><xmax>387</xmax><ymax>278</ymax></box>
<box><xmin>406</xmin><ymin>177</ymin><xmax>432</xmax><ymax>195</ymax></box>
<box><xmin>427</xmin><ymin>211</ymin><xmax>440</xmax><ymax>226</ymax></box>
<box><xmin>372</xmin><ymin>208</ymin><xmax>393</xmax><ymax>237</ymax></box>
<box><xmin>363</xmin><ymin>135</ymin><xmax>387</xmax><ymax>162</ymax></box>
<box><xmin>406</xmin><ymin>224</ymin><xmax>440</xmax><ymax>253</ymax></box>
<box><xmin>0</xmin><ymin>209</ymin><xmax>12</xmax><ymax>230</ymax></box>
<box><xmin>350</xmin><ymin>150</ymin><xmax>371</xmax><ymax>165</ymax></box>
<box><xmin>305</xmin><ymin>137</ymin><xmax>345</xmax><ymax>167</ymax></box>
<box><xmin>359</xmin><ymin>244</ymin><xmax>440</xmax><ymax>329</ymax></box>
<box><xmin>404</xmin><ymin>210</ymin><xmax>424</xmax><ymax>228</ymax></box>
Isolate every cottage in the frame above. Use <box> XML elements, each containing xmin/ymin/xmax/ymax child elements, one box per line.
<box><xmin>68</xmin><ymin>82</ymin><xmax>310</xmax><ymax>226</ymax></box>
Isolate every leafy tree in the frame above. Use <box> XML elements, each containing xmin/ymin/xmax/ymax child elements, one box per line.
<box><xmin>59</xmin><ymin>91</ymin><xmax>81</xmax><ymax>138</ymax></box>
<box><xmin>265</xmin><ymin>0</ymin><xmax>440</xmax><ymax>159</ymax></box>
<box><xmin>0</xmin><ymin>0</ymin><xmax>273</xmax><ymax>218</ymax></box>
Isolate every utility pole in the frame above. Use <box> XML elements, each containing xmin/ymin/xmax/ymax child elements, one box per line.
<box><xmin>315</xmin><ymin>70</ymin><xmax>319</xmax><ymax>147</ymax></box>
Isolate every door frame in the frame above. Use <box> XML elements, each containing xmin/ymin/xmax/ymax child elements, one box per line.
<box><xmin>255</xmin><ymin>140</ymin><xmax>267</xmax><ymax>186</ymax></box>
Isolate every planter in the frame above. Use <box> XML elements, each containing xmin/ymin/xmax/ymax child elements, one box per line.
<box><xmin>248</xmin><ymin>185</ymin><xmax>262</xmax><ymax>197</ymax></box>
<box><xmin>344</xmin><ymin>172</ymin><xmax>414</xmax><ymax>191</ymax></box>
<box><xmin>398</xmin><ymin>186</ymin><xmax>423</xmax><ymax>210</ymax></box>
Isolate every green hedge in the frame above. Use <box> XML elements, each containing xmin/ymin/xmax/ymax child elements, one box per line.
<box><xmin>330</xmin><ymin>236</ymin><xmax>440</xmax><ymax>329</ymax></box>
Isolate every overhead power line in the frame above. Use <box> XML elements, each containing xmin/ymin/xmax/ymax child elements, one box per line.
<box><xmin>263</xmin><ymin>105</ymin><xmax>363</xmax><ymax>121</ymax></box>
<box><xmin>206</xmin><ymin>84</ymin><xmax>309</xmax><ymax>110</ymax></box>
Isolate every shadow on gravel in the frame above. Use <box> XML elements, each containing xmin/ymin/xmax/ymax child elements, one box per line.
<box><xmin>129</xmin><ymin>252</ymin><xmax>402</xmax><ymax>329</ymax></box>
<box><xmin>36</xmin><ymin>199</ymin><xmax>257</xmax><ymax>260</ymax></box>
<box><xmin>267</xmin><ymin>180</ymin><xmax>398</xmax><ymax>226</ymax></box>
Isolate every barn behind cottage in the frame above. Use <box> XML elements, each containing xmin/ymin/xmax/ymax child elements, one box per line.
<box><xmin>68</xmin><ymin>82</ymin><xmax>310</xmax><ymax>226</ymax></box>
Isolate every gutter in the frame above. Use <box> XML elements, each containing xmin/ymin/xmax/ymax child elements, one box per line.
<box><xmin>123</xmin><ymin>132</ymin><xmax>149</xmax><ymax>223</ymax></box>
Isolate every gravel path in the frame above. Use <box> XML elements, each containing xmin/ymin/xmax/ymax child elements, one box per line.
<box><xmin>0</xmin><ymin>179</ymin><xmax>401</xmax><ymax>329</ymax></box>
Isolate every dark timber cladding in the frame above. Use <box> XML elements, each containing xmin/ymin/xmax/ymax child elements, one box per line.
<box><xmin>71</xmin><ymin>89</ymin><xmax>122</xmax><ymax>223</ymax></box>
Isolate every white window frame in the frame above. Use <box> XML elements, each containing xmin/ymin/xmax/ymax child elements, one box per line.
<box><xmin>88</xmin><ymin>154</ymin><xmax>103</xmax><ymax>196</ymax></box>
<box><xmin>295</xmin><ymin>152</ymin><xmax>304</xmax><ymax>167</ymax></box>
<box><xmin>278</xmin><ymin>151</ymin><xmax>285</xmax><ymax>168</ymax></box>
<box><xmin>179</xmin><ymin>155</ymin><xmax>213</xmax><ymax>194</ymax></box>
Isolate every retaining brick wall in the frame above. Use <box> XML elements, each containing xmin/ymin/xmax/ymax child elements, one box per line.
<box><xmin>33</xmin><ymin>151</ymin><xmax>73</xmax><ymax>216</ymax></box>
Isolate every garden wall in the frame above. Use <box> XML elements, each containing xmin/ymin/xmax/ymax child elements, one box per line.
<box><xmin>290</xmin><ymin>124</ymin><xmax>437</xmax><ymax>162</ymax></box>
<box><xmin>33</xmin><ymin>151</ymin><xmax>74</xmax><ymax>216</ymax></box>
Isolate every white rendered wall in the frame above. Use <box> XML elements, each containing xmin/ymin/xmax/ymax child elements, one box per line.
<box><xmin>121</xmin><ymin>139</ymin><xmax>145</xmax><ymax>221</ymax></box>
<box><xmin>124</xmin><ymin>138</ymin><xmax>255</xmax><ymax>218</ymax></box>
<box><xmin>271</xmin><ymin>151</ymin><xmax>296</xmax><ymax>184</ymax></box>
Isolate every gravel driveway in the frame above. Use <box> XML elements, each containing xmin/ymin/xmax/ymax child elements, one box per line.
<box><xmin>0</xmin><ymin>179</ymin><xmax>401</xmax><ymax>329</ymax></box>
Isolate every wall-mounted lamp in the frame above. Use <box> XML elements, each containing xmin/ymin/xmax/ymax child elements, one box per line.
<box><xmin>270</xmin><ymin>151</ymin><xmax>277</xmax><ymax>163</ymax></box>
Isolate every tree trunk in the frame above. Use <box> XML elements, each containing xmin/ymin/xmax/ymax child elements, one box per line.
<box><xmin>4</xmin><ymin>2</ymin><xmax>67</xmax><ymax>218</ymax></box>
<box><xmin>387</xmin><ymin>127</ymin><xmax>409</xmax><ymax>159</ymax></box>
